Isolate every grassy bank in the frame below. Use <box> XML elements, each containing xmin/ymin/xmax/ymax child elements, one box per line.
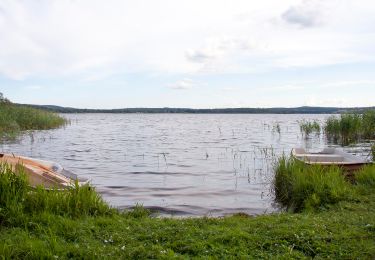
<box><xmin>272</xmin><ymin>156</ymin><xmax>375</xmax><ymax>212</ymax></box>
<box><xmin>0</xmin><ymin>99</ymin><xmax>66</xmax><ymax>140</ymax></box>
<box><xmin>1</xmin><ymin>163</ymin><xmax>375</xmax><ymax>259</ymax></box>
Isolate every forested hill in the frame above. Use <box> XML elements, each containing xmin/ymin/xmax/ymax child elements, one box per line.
<box><xmin>19</xmin><ymin>104</ymin><xmax>375</xmax><ymax>114</ymax></box>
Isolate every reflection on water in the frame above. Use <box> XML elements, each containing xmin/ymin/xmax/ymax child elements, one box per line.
<box><xmin>1</xmin><ymin>114</ymin><xmax>333</xmax><ymax>216</ymax></box>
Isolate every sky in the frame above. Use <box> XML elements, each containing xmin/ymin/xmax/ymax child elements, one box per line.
<box><xmin>0</xmin><ymin>0</ymin><xmax>375</xmax><ymax>109</ymax></box>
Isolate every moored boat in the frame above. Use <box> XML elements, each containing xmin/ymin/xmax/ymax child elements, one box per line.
<box><xmin>292</xmin><ymin>148</ymin><xmax>371</xmax><ymax>172</ymax></box>
<box><xmin>0</xmin><ymin>153</ymin><xmax>88</xmax><ymax>189</ymax></box>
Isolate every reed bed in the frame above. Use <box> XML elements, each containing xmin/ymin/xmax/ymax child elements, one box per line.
<box><xmin>0</xmin><ymin>102</ymin><xmax>66</xmax><ymax>139</ymax></box>
<box><xmin>324</xmin><ymin>110</ymin><xmax>375</xmax><ymax>144</ymax></box>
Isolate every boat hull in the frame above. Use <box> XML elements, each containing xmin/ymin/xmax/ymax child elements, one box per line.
<box><xmin>292</xmin><ymin>148</ymin><xmax>372</xmax><ymax>173</ymax></box>
<box><xmin>0</xmin><ymin>153</ymin><xmax>88</xmax><ymax>189</ymax></box>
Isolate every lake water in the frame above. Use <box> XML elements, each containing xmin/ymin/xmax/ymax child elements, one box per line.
<box><xmin>1</xmin><ymin>113</ymin><xmax>364</xmax><ymax>216</ymax></box>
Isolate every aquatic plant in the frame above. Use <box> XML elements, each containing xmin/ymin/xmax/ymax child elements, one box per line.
<box><xmin>299</xmin><ymin>120</ymin><xmax>320</xmax><ymax>138</ymax></box>
<box><xmin>362</xmin><ymin>110</ymin><xmax>375</xmax><ymax>138</ymax></box>
<box><xmin>324</xmin><ymin>110</ymin><xmax>375</xmax><ymax>145</ymax></box>
<box><xmin>272</xmin><ymin>122</ymin><xmax>281</xmax><ymax>134</ymax></box>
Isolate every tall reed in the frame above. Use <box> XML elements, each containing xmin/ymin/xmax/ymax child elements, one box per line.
<box><xmin>324</xmin><ymin>110</ymin><xmax>375</xmax><ymax>145</ymax></box>
<box><xmin>0</xmin><ymin>101</ymin><xmax>66</xmax><ymax>139</ymax></box>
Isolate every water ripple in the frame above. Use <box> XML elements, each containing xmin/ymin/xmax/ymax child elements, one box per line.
<box><xmin>0</xmin><ymin>113</ymin><xmax>331</xmax><ymax>216</ymax></box>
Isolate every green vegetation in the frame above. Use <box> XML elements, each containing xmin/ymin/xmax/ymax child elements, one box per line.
<box><xmin>273</xmin><ymin>156</ymin><xmax>356</xmax><ymax>212</ymax></box>
<box><xmin>299</xmin><ymin>120</ymin><xmax>321</xmax><ymax>138</ymax></box>
<box><xmin>0</xmin><ymin>163</ymin><xmax>114</xmax><ymax>224</ymax></box>
<box><xmin>1</xmin><ymin>163</ymin><xmax>375</xmax><ymax>259</ymax></box>
<box><xmin>273</xmin><ymin>154</ymin><xmax>375</xmax><ymax>212</ymax></box>
<box><xmin>324</xmin><ymin>110</ymin><xmax>375</xmax><ymax>144</ymax></box>
<box><xmin>1</xmin><ymin>95</ymin><xmax>374</xmax><ymax>258</ymax></box>
<box><xmin>355</xmin><ymin>165</ymin><xmax>375</xmax><ymax>189</ymax></box>
<box><xmin>0</xmin><ymin>93</ymin><xmax>66</xmax><ymax>139</ymax></box>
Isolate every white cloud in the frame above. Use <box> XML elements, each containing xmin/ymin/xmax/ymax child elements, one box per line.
<box><xmin>185</xmin><ymin>37</ymin><xmax>258</xmax><ymax>64</ymax></box>
<box><xmin>185</xmin><ymin>49</ymin><xmax>218</xmax><ymax>63</ymax></box>
<box><xmin>281</xmin><ymin>0</ymin><xmax>325</xmax><ymax>28</ymax></box>
<box><xmin>0</xmin><ymin>0</ymin><xmax>374</xmax><ymax>81</ymax></box>
<box><xmin>167</xmin><ymin>78</ymin><xmax>196</xmax><ymax>90</ymax></box>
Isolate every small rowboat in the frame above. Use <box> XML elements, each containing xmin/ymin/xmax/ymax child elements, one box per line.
<box><xmin>0</xmin><ymin>153</ymin><xmax>88</xmax><ymax>189</ymax></box>
<box><xmin>292</xmin><ymin>148</ymin><xmax>371</xmax><ymax>172</ymax></box>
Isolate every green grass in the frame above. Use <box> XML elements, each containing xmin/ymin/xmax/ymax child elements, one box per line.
<box><xmin>324</xmin><ymin>110</ymin><xmax>375</xmax><ymax>145</ymax></box>
<box><xmin>0</xmin><ymin>164</ymin><xmax>114</xmax><ymax>226</ymax></box>
<box><xmin>355</xmin><ymin>165</ymin><xmax>375</xmax><ymax>189</ymax></box>
<box><xmin>1</xmin><ymin>163</ymin><xmax>375</xmax><ymax>258</ymax></box>
<box><xmin>299</xmin><ymin>120</ymin><xmax>321</xmax><ymax>138</ymax></box>
<box><xmin>0</xmin><ymin>101</ymin><xmax>66</xmax><ymax>140</ymax></box>
<box><xmin>273</xmin><ymin>156</ymin><xmax>356</xmax><ymax>212</ymax></box>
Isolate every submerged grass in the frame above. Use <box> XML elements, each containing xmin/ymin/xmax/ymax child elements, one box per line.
<box><xmin>0</xmin><ymin>101</ymin><xmax>66</xmax><ymax>140</ymax></box>
<box><xmin>0</xmin><ymin>162</ymin><xmax>375</xmax><ymax>258</ymax></box>
<box><xmin>324</xmin><ymin>110</ymin><xmax>375</xmax><ymax>145</ymax></box>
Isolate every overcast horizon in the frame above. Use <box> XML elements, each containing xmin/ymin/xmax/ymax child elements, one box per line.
<box><xmin>1</xmin><ymin>0</ymin><xmax>375</xmax><ymax>109</ymax></box>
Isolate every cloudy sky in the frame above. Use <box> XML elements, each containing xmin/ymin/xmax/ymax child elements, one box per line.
<box><xmin>0</xmin><ymin>0</ymin><xmax>374</xmax><ymax>108</ymax></box>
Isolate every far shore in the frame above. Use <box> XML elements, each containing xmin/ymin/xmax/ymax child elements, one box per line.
<box><xmin>21</xmin><ymin>104</ymin><xmax>375</xmax><ymax>114</ymax></box>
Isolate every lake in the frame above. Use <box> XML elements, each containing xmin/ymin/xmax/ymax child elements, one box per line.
<box><xmin>0</xmin><ymin>113</ymin><xmax>354</xmax><ymax>216</ymax></box>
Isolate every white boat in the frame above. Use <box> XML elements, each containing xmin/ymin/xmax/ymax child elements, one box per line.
<box><xmin>0</xmin><ymin>153</ymin><xmax>88</xmax><ymax>189</ymax></box>
<box><xmin>292</xmin><ymin>148</ymin><xmax>371</xmax><ymax>171</ymax></box>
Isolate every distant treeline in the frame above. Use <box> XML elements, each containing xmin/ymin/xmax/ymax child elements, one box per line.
<box><xmin>20</xmin><ymin>104</ymin><xmax>375</xmax><ymax>114</ymax></box>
